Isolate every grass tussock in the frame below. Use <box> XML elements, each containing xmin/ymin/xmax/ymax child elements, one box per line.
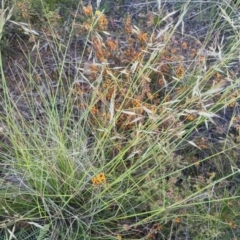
<box><xmin>1</xmin><ymin>0</ymin><xmax>240</xmax><ymax>239</ymax></box>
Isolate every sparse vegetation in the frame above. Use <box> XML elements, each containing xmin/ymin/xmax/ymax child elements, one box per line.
<box><xmin>1</xmin><ymin>0</ymin><xmax>240</xmax><ymax>239</ymax></box>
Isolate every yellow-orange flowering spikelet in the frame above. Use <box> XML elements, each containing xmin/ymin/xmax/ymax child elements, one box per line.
<box><xmin>185</xmin><ymin>114</ymin><xmax>197</xmax><ymax>121</ymax></box>
<box><xmin>125</xmin><ymin>15</ymin><xmax>132</xmax><ymax>34</ymax></box>
<box><xmin>182</xmin><ymin>42</ymin><xmax>188</xmax><ymax>50</ymax></box>
<box><xmin>138</xmin><ymin>31</ymin><xmax>148</xmax><ymax>44</ymax></box>
<box><xmin>175</xmin><ymin>65</ymin><xmax>185</xmax><ymax>79</ymax></box>
<box><xmin>92</xmin><ymin>173</ymin><xmax>106</xmax><ymax>185</ymax></box>
<box><xmin>97</xmin><ymin>13</ymin><xmax>108</xmax><ymax>30</ymax></box>
<box><xmin>174</xmin><ymin>217</ymin><xmax>181</xmax><ymax>223</ymax></box>
<box><xmin>147</xmin><ymin>92</ymin><xmax>154</xmax><ymax>101</ymax></box>
<box><xmin>17</xmin><ymin>2</ymin><xmax>30</xmax><ymax>19</ymax></box>
<box><xmin>92</xmin><ymin>35</ymin><xmax>107</xmax><ymax>62</ymax></box>
<box><xmin>90</xmin><ymin>106</ymin><xmax>98</xmax><ymax>115</ymax></box>
<box><xmin>82</xmin><ymin>5</ymin><xmax>93</xmax><ymax>16</ymax></box>
<box><xmin>106</xmin><ymin>38</ymin><xmax>118</xmax><ymax>51</ymax></box>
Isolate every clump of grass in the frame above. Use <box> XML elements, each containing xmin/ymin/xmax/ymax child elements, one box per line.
<box><xmin>1</xmin><ymin>0</ymin><xmax>240</xmax><ymax>239</ymax></box>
